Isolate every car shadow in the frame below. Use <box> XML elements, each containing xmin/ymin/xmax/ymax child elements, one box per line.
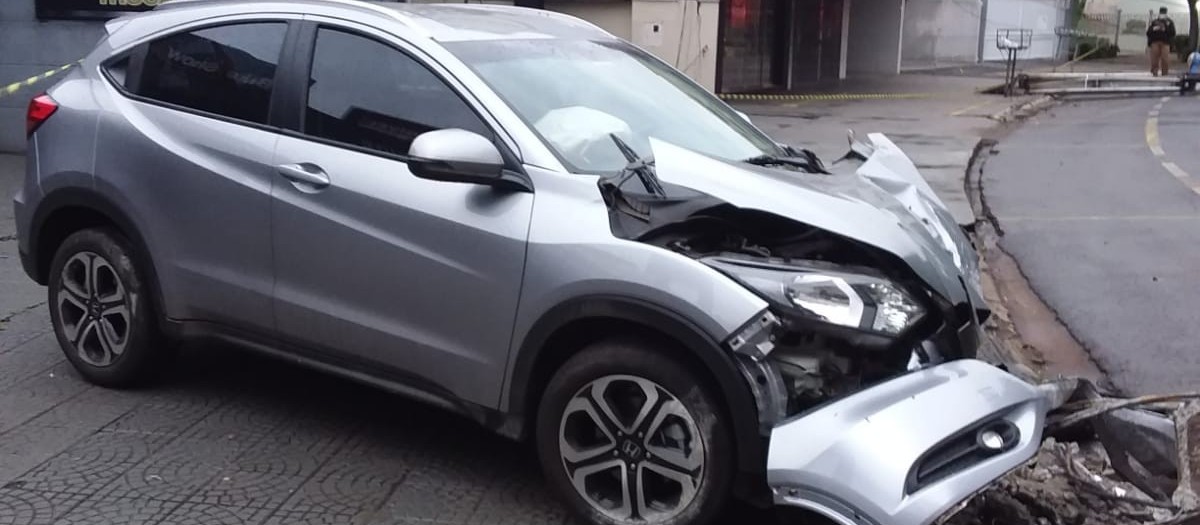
<box><xmin>147</xmin><ymin>342</ymin><xmax>806</xmax><ymax>525</ymax></box>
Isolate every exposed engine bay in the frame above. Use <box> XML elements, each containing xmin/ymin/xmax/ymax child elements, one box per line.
<box><xmin>600</xmin><ymin>188</ymin><xmax>939</xmax><ymax>426</ymax></box>
<box><xmin>594</xmin><ymin>133</ymin><xmax>989</xmax><ymax>430</ymax></box>
<box><xmin>633</xmin><ymin>205</ymin><xmax>920</xmax><ymax>417</ymax></box>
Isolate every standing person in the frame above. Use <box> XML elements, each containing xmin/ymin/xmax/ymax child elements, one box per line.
<box><xmin>1147</xmin><ymin>7</ymin><xmax>1177</xmax><ymax>76</ymax></box>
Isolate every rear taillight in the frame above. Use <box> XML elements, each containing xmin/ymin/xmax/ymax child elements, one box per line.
<box><xmin>26</xmin><ymin>93</ymin><xmax>58</xmax><ymax>138</ymax></box>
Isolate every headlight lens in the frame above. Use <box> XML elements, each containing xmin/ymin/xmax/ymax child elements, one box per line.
<box><xmin>709</xmin><ymin>258</ymin><xmax>926</xmax><ymax>335</ymax></box>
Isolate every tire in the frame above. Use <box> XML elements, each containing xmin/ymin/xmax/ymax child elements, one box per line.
<box><xmin>536</xmin><ymin>338</ymin><xmax>733</xmax><ymax>525</ymax></box>
<box><xmin>47</xmin><ymin>227</ymin><xmax>168</xmax><ymax>388</ymax></box>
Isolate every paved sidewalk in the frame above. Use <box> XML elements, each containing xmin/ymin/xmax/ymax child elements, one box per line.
<box><xmin>737</xmin><ymin>72</ymin><xmax>1031</xmax><ymax>225</ymax></box>
<box><xmin>0</xmin><ymin>310</ymin><xmax>578</xmax><ymax>525</ymax></box>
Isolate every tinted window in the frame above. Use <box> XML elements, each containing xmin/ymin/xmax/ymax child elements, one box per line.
<box><xmin>104</xmin><ymin>56</ymin><xmax>130</xmax><ymax>88</ymax></box>
<box><xmin>135</xmin><ymin>23</ymin><xmax>286</xmax><ymax>125</ymax></box>
<box><xmin>304</xmin><ymin>28</ymin><xmax>491</xmax><ymax>157</ymax></box>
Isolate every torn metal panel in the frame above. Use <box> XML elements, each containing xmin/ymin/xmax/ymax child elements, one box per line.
<box><xmin>767</xmin><ymin>359</ymin><xmax>1046</xmax><ymax>525</ymax></box>
<box><xmin>1174</xmin><ymin>401</ymin><xmax>1200</xmax><ymax>512</ymax></box>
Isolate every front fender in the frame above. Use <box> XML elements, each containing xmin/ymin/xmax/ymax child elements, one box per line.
<box><xmin>506</xmin><ymin>295</ymin><xmax>770</xmax><ymax>475</ymax></box>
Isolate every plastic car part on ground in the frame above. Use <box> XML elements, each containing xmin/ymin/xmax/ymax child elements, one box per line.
<box><xmin>767</xmin><ymin>359</ymin><xmax>1050</xmax><ymax>525</ymax></box>
<box><xmin>943</xmin><ymin>378</ymin><xmax>1200</xmax><ymax>525</ymax></box>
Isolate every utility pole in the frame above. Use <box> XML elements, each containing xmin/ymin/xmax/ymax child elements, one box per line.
<box><xmin>1190</xmin><ymin>0</ymin><xmax>1199</xmax><ymax>52</ymax></box>
<box><xmin>1114</xmin><ymin>9</ymin><xmax>1121</xmax><ymax>46</ymax></box>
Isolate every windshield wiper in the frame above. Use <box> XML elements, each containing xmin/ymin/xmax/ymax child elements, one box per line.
<box><xmin>607</xmin><ymin>134</ymin><xmax>666</xmax><ymax>197</ymax></box>
<box><xmin>597</xmin><ymin>134</ymin><xmax>667</xmax><ymax>222</ymax></box>
<box><xmin>743</xmin><ymin>148</ymin><xmax>829</xmax><ymax>174</ymax></box>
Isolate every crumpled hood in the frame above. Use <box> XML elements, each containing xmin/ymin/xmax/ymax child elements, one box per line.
<box><xmin>649</xmin><ymin>136</ymin><xmax>985</xmax><ymax>310</ymax></box>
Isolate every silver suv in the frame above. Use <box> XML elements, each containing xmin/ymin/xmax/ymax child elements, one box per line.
<box><xmin>13</xmin><ymin>2</ymin><xmax>1051</xmax><ymax>525</ymax></box>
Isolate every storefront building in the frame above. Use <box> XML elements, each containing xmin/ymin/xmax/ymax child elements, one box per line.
<box><xmin>0</xmin><ymin>0</ymin><xmax>1069</xmax><ymax>151</ymax></box>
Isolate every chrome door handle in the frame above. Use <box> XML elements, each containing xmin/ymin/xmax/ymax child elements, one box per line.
<box><xmin>277</xmin><ymin>163</ymin><xmax>330</xmax><ymax>188</ymax></box>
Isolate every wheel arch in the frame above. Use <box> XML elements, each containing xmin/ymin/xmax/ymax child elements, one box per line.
<box><xmin>29</xmin><ymin>188</ymin><xmax>169</xmax><ymax>333</ymax></box>
<box><xmin>508</xmin><ymin>296</ymin><xmax>767</xmax><ymax>477</ymax></box>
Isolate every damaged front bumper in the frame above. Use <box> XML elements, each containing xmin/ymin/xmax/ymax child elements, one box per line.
<box><xmin>767</xmin><ymin>359</ymin><xmax>1049</xmax><ymax>525</ymax></box>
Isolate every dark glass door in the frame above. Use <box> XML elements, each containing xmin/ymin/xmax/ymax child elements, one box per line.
<box><xmin>789</xmin><ymin>0</ymin><xmax>843</xmax><ymax>85</ymax></box>
<box><xmin>720</xmin><ymin>0</ymin><xmax>785</xmax><ymax>92</ymax></box>
<box><xmin>820</xmin><ymin>0</ymin><xmax>844</xmax><ymax>80</ymax></box>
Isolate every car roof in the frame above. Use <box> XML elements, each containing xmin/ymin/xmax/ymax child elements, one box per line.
<box><xmin>154</xmin><ymin>0</ymin><xmax>614</xmax><ymax>42</ymax></box>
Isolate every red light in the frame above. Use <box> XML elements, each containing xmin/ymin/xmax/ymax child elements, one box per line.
<box><xmin>26</xmin><ymin>93</ymin><xmax>58</xmax><ymax>138</ymax></box>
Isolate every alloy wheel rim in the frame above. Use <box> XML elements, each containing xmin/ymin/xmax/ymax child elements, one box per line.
<box><xmin>558</xmin><ymin>375</ymin><xmax>705</xmax><ymax>523</ymax></box>
<box><xmin>57</xmin><ymin>252</ymin><xmax>131</xmax><ymax>368</ymax></box>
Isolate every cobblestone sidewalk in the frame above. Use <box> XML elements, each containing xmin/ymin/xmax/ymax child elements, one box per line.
<box><xmin>0</xmin><ymin>307</ymin><xmax>577</xmax><ymax>525</ymax></box>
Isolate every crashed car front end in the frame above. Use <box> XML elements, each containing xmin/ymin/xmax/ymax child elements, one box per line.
<box><xmin>628</xmin><ymin>133</ymin><xmax>1052</xmax><ymax>524</ymax></box>
<box><xmin>723</xmin><ymin>287</ymin><xmax>1046</xmax><ymax>525</ymax></box>
<box><xmin>765</xmin><ymin>356</ymin><xmax>1048</xmax><ymax>525</ymax></box>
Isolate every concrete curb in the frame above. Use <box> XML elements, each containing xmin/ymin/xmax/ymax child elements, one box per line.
<box><xmin>962</xmin><ymin>138</ymin><xmax>1042</xmax><ymax>381</ymax></box>
<box><xmin>963</xmin><ymin>137</ymin><xmax>1110</xmax><ymax>387</ymax></box>
<box><xmin>988</xmin><ymin>95</ymin><xmax>1057</xmax><ymax>123</ymax></box>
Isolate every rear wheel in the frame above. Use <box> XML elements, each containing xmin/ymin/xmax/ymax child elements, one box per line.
<box><xmin>536</xmin><ymin>339</ymin><xmax>733</xmax><ymax>525</ymax></box>
<box><xmin>47</xmin><ymin>228</ymin><xmax>168</xmax><ymax>387</ymax></box>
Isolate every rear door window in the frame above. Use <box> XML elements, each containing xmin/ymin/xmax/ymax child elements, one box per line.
<box><xmin>301</xmin><ymin>27</ymin><xmax>492</xmax><ymax>157</ymax></box>
<box><xmin>132</xmin><ymin>22</ymin><xmax>287</xmax><ymax>125</ymax></box>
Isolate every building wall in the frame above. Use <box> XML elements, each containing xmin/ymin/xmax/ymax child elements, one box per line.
<box><xmin>0</xmin><ymin>2</ymin><xmax>106</xmax><ymax>152</ymax></box>
<box><xmin>902</xmin><ymin>0</ymin><xmax>983</xmax><ymax>69</ymax></box>
<box><xmin>546</xmin><ymin>0</ymin><xmax>633</xmax><ymax>39</ymax></box>
<box><xmin>630</xmin><ymin>0</ymin><xmax>718</xmax><ymax>91</ymax></box>
<box><xmin>981</xmin><ymin>0</ymin><xmax>1070</xmax><ymax>61</ymax></box>
<box><xmin>846</xmin><ymin>0</ymin><xmax>904</xmax><ymax>76</ymax></box>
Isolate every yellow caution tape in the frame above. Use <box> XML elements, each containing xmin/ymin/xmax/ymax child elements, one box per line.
<box><xmin>1</xmin><ymin>61</ymin><xmax>81</xmax><ymax>99</ymax></box>
<box><xmin>718</xmin><ymin>92</ymin><xmax>934</xmax><ymax>102</ymax></box>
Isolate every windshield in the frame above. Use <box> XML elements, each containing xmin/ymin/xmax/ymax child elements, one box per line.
<box><xmin>445</xmin><ymin>39</ymin><xmax>781</xmax><ymax>174</ymax></box>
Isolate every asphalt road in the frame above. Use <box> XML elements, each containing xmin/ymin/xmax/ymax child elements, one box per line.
<box><xmin>985</xmin><ymin>95</ymin><xmax>1200</xmax><ymax>395</ymax></box>
<box><xmin>0</xmin><ymin>155</ymin><xmax>784</xmax><ymax>524</ymax></box>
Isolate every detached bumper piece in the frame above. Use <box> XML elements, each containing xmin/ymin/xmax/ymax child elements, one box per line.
<box><xmin>767</xmin><ymin>359</ymin><xmax>1047</xmax><ymax>525</ymax></box>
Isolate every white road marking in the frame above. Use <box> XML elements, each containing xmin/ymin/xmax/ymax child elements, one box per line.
<box><xmin>1144</xmin><ymin>98</ymin><xmax>1200</xmax><ymax>197</ymax></box>
<box><xmin>1163</xmin><ymin>161</ymin><xmax>1190</xmax><ymax>181</ymax></box>
<box><xmin>1146</xmin><ymin>118</ymin><xmax>1166</xmax><ymax>156</ymax></box>
<box><xmin>1000</xmin><ymin>215</ymin><xmax>1200</xmax><ymax>222</ymax></box>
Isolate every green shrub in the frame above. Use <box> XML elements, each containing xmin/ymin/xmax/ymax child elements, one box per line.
<box><xmin>1174</xmin><ymin>34</ymin><xmax>1192</xmax><ymax>61</ymax></box>
<box><xmin>1076</xmin><ymin>40</ymin><xmax>1095</xmax><ymax>58</ymax></box>
<box><xmin>1074</xmin><ymin>37</ymin><xmax>1119</xmax><ymax>60</ymax></box>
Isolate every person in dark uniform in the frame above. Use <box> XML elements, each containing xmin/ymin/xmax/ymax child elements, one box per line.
<box><xmin>1147</xmin><ymin>7</ymin><xmax>1177</xmax><ymax>76</ymax></box>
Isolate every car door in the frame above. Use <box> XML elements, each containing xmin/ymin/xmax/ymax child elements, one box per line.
<box><xmin>269</xmin><ymin>22</ymin><xmax>534</xmax><ymax>409</ymax></box>
<box><xmin>93</xmin><ymin>19</ymin><xmax>295</xmax><ymax>332</ymax></box>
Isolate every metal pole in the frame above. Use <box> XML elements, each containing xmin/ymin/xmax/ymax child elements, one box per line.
<box><xmin>1115</xmin><ymin>9</ymin><xmax>1122</xmax><ymax>47</ymax></box>
<box><xmin>787</xmin><ymin>0</ymin><xmax>796</xmax><ymax>90</ymax></box>
<box><xmin>978</xmin><ymin>0</ymin><xmax>989</xmax><ymax>62</ymax></box>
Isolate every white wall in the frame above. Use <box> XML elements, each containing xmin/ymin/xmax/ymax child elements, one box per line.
<box><xmin>545</xmin><ymin>1</ymin><xmax>633</xmax><ymax>39</ymax></box>
<box><xmin>629</xmin><ymin>0</ymin><xmax>718</xmax><ymax>91</ymax></box>
<box><xmin>902</xmin><ymin>0</ymin><xmax>983</xmax><ymax>68</ymax></box>
<box><xmin>540</xmin><ymin>1</ymin><xmax>718</xmax><ymax>90</ymax></box>
<box><xmin>409</xmin><ymin>0</ymin><xmax>516</xmax><ymax>3</ymax></box>
<box><xmin>982</xmin><ymin>0</ymin><xmax>1069</xmax><ymax>61</ymax></box>
<box><xmin>847</xmin><ymin>0</ymin><xmax>904</xmax><ymax>76</ymax></box>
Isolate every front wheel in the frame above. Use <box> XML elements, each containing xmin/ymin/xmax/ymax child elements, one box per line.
<box><xmin>536</xmin><ymin>339</ymin><xmax>733</xmax><ymax>525</ymax></box>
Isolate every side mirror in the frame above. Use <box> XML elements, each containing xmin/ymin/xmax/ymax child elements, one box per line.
<box><xmin>408</xmin><ymin>129</ymin><xmax>505</xmax><ymax>186</ymax></box>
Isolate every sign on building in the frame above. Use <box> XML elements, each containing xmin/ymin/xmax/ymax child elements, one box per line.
<box><xmin>36</xmin><ymin>0</ymin><xmax>162</xmax><ymax>20</ymax></box>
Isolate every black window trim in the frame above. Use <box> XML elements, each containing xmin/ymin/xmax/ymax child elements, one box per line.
<box><xmin>277</xmin><ymin>20</ymin><xmax>527</xmax><ymax>176</ymax></box>
<box><xmin>99</xmin><ymin>18</ymin><xmax>303</xmax><ymax>135</ymax></box>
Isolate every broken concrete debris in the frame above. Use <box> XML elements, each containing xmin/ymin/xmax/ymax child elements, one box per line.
<box><xmin>944</xmin><ymin>380</ymin><xmax>1200</xmax><ymax>525</ymax></box>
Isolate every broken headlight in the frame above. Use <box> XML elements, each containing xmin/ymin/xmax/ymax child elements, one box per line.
<box><xmin>705</xmin><ymin>257</ymin><xmax>926</xmax><ymax>336</ymax></box>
